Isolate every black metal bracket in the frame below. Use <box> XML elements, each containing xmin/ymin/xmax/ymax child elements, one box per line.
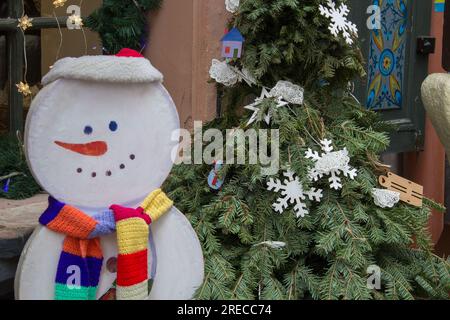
<box><xmin>417</xmin><ymin>36</ymin><xmax>436</xmax><ymax>55</ymax></box>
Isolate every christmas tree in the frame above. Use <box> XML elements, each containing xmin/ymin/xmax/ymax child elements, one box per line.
<box><xmin>85</xmin><ymin>0</ymin><xmax>162</xmax><ymax>54</ymax></box>
<box><xmin>164</xmin><ymin>0</ymin><xmax>450</xmax><ymax>300</ymax></box>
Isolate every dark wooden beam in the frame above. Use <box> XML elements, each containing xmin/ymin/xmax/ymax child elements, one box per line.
<box><xmin>0</xmin><ymin>17</ymin><xmax>69</xmax><ymax>32</ymax></box>
<box><xmin>7</xmin><ymin>0</ymin><xmax>24</xmax><ymax>134</ymax></box>
<box><xmin>444</xmin><ymin>1</ymin><xmax>450</xmax><ymax>72</ymax></box>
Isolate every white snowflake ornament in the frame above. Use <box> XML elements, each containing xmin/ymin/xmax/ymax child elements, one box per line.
<box><xmin>372</xmin><ymin>188</ymin><xmax>400</xmax><ymax>208</ymax></box>
<box><xmin>267</xmin><ymin>170</ymin><xmax>323</xmax><ymax>218</ymax></box>
<box><xmin>305</xmin><ymin>139</ymin><xmax>358</xmax><ymax>190</ymax></box>
<box><xmin>319</xmin><ymin>0</ymin><xmax>358</xmax><ymax>45</ymax></box>
<box><xmin>245</xmin><ymin>88</ymin><xmax>272</xmax><ymax>126</ymax></box>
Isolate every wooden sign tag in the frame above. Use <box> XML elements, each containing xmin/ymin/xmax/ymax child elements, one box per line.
<box><xmin>379</xmin><ymin>172</ymin><xmax>424</xmax><ymax>207</ymax></box>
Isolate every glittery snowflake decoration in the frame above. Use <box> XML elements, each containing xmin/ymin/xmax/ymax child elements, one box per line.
<box><xmin>305</xmin><ymin>139</ymin><xmax>358</xmax><ymax>190</ymax></box>
<box><xmin>267</xmin><ymin>170</ymin><xmax>323</xmax><ymax>218</ymax></box>
<box><xmin>244</xmin><ymin>88</ymin><xmax>288</xmax><ymax>126</ymax></box>
<box><xmin>319</xmin><ymin>0</ymin><xmax>358</xmax><ymax>45</ymax></box>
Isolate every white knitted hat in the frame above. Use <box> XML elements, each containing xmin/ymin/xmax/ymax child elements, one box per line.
<box><xmin>42</xmin><ymin>48</ymin><xmax>163</xmax><ymax>86</ymax></box>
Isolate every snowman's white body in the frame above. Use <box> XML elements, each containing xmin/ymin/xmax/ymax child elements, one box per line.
<box><xmin>15</xmin><ymin>54</ymin><xmax>204</xmax><ymax>300</ymax></box>
<box><xmin>16</xmin><ymin>207</ymin><xmax>203</xmax><ymax>300</ymax></box>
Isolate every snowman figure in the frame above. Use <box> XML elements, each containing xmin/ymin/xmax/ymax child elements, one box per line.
<box><xmin>15</xmin><ymin>49</ymin><xmax>204</xmax><ymax>300</ymax></box>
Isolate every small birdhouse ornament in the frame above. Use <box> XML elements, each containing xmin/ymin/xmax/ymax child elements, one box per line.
<box><xmin>221</xmin><ymin>27</ymin><xmax>244</xmax><ymax>59</ymax></box>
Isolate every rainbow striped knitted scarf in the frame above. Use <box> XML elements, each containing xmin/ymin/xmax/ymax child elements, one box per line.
<box><xmin>39</xmin><ymin>189</ymin><xmax>173</xmax><ymax>300</ymax></box>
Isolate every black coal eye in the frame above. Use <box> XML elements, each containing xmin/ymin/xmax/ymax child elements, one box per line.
<box><xmin>109</xmin><ymin>121</ymin><xmax>118</xmax><ymax>132</ymax></box>
<box><xmin>84</xmin><ymin>125</ymin><xmax>93</xmax><ymax>135</ymax></box>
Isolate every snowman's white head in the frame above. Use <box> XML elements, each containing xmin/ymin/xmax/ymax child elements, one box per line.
<box><xmin>25</xmin><ymin>51</ymin><xmax>180</xmax><ymax>210</ymax></box>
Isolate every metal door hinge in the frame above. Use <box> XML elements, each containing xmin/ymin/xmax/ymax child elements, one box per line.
<box><xmin>415</xmin><ymin>130</ymin><xmax>424</xmax><ymax>151</ymax></box>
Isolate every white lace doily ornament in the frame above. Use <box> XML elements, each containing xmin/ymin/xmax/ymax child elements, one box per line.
<box><xmin>305</xmin><ymin>139</ymin><xmax>358</xmax><ymax>190</ymax></box>
<box><xmin>237</xmin><ymin>67</ymin><xmax>257</xmax><ymax>86</ymax></box>
<box><xmin>319</xmin><ymin>0</ymin><xmax>358</xmax><ymax>45</ymax></box>
<box><xmin>372</xmin><ymin>188</ymin><xmax>400</xmax><ymax>208</ymax></box>
<box><xmin>267</xmin><ymin>170</ymin><xmax>323</xmax><ymax>218</ymax></box>
<box><xmin>225</xmin><ymin>0</ymin><xmax>240</xmax><ymax>13</ymax></box>
<box><xmin>209</xmin><ymin>59</ymin><xmax>257</xmax><ymax>87</ymax></box>
<box><xmin>269</xmin><ymin>80</ymin><xmax>304</xmax><ymax>105</ymax></box>
<box><xmin>209</xmin><ymin>59</ymin><xmax>239</xmax><ymax>86</ymax></box>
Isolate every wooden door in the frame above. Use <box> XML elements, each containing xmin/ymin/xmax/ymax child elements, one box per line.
<box><xmin>349</xmin><ymin>0</ymin><xmax>432</xmax><ymax>153</ymax></box>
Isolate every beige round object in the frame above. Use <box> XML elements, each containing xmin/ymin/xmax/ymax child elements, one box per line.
<box><xmin>421</xmin><ymin>73</ymin><xmax>450</xmax><ymax>162</ymax></box>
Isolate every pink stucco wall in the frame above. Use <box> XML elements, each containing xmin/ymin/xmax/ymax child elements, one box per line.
<box><xmin>146</xmin><ymin>0</ymin><xmax>230</xmax><ymax>129</ymax></box>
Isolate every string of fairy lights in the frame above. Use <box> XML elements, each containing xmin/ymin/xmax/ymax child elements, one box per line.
<box><xmin>16</xmin><ymin>0</ymin><xmax>86</xmax><ymax>98</ymax></box>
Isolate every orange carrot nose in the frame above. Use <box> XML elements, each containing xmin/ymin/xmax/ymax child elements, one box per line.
<box><xmin>54</xmin><ymin>140</ymin><xmax>108</xmax><ymax>156</ymax></box>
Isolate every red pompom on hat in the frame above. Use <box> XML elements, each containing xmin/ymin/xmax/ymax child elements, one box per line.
<box><xmin>42</xmin><ymin>48</ymin><xmax>162</xmax><ymax>86</ymax></box>
<box><xmin>115</xmin><ymin>48</ymin><xmax>145</xmax><ymax>58</ymax></box>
